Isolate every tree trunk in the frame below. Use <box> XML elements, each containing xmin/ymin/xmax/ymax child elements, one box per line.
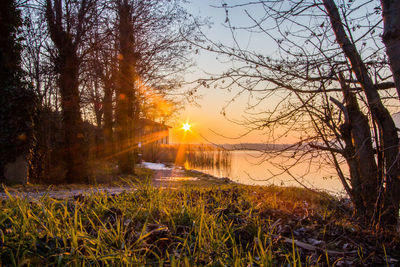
<box><xmin>380</xmin><ymin>0</ymin><xmax>400</xmax><ymax>100</ymax></box>
<box><xmin>103</xmin><ymin>79</ymin><xmax>114</xmax><ymax>157</ymax></box>
<box><xmin>45</xmin><ymin>0</ymin><xmax>89</xmax><ymax>183</ymax></box>
<box><xmin>58</xmin><ymin>47</ymin><xmax>88</xmax><ymax>183</ymax></box>
<box><xmin>115</xmin><ymin>0</ymin><xmax>136</xmax><ymax>174</ymax></box>
<box><xmin>339</xmin><ymin>75</ymin><xmax>378</xmax><ymax>222</ymax></box>
<box><xmin>324</xmin><ymin>0</ymin><xmax>400</xmax><ymax>228</ymax></box>
<box><xmin>93</xmin><ymin>81</ymin><xmax>103</xmax><ymax>128</ymax></box>
<box><xmin>339</xmin><ymin>121</ymin><xmax>367</xmax><ymax>218</ymax></box>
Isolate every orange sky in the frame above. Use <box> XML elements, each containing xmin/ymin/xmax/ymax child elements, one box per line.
<box><xmin>168</xmin><ymin>87</ymin><xmax>298</xmax><ymax>144</ymax></box>
<box><xmin>168</xmin><ymin>2</ymin><xmax>278</xmax><ymax>144</ymax></box>
<box><xmin>167</xmin><ymin>1</ymin><xmax>299</xmax><ymax>145</ymax></box>
<box><xmin>169</xmin><ymin>94</ymin><xmax>269</xmax><ymax>144</ymax></box>
<box><xmin>169</xmin><ymin>109</ymin><xmax>297</xmax><ymax>145</ymax></box>
<box><xmin>168</xmin><ymin>1</ymin><xmax>400</xmax><ymax>145</ymax></box>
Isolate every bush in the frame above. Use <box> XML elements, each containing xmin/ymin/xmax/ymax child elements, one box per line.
<box><xmin>0</xmin><ymin>85</ymin><xmax>38</xmax><ymax>183</ymax></box>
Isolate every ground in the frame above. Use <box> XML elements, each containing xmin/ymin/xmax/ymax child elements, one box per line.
<box><xmin>0</xmin><ymin>162</ymin><xmax>399</xmax><ymax>265</ymax></box>
<box><xmin>0</xmin><ymin>162</ymin><xmax>230</xmax><ymax>200</ymax></box>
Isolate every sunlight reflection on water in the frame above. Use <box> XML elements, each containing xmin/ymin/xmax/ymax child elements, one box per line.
<box><xmin>186</xmin><ymin>150</ymin><xmax>346</xmax><ymax>196</ymax></box>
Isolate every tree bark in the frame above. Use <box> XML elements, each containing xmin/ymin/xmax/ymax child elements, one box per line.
<box><xmin>323</xmin><ymin>0</ymin><xmax>400</xmax><ymax>227</ymax></box>
<box><xmin>103</xmin><ymin>79</ymin><xmax>114</xmax><ymax>157</ymax></box>
<box><xmin>58</xmin><ymin>46</ymin><xmax>88</xmax><ymax>183</ymax></box>
<box><xmin>339</xmin><ymin>122</ymin><xmax>367</xmax><ymax>218</ymax></box>
<box><xmin>339</xmin><ymin>74</ymin><xmax>378</xmax><ymax>222</ymax></box>
<box><xmin>380</xmin><ymin>0</ymin><xmax>400</xmax><ymax>100</ymax></box>
<box><xmin>115</xmin><ymin>0</ymin><xmax>136</xmax><ymax>174</ymax></box>
<box><xmin>45</xmin><ymin>0</ymin><xmax>89</xmax><ymax>183</ymax></box>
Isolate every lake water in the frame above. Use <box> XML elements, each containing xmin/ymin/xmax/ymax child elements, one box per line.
<box><xmin>185</xmin><ymin>150</ymin><xmax>346</xmax><ymax>196</ymax></box>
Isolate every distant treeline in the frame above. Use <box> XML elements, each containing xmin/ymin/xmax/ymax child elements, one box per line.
<box><xmin>220</xmin><ymin>143</ymin><xmax>293</xmax><ymax>151</ymax></box>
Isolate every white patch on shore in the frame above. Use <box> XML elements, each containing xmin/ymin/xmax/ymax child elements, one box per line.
<box><xmin>140</xmin><ymin>162</ymin><xmax>173</xmax><ymax>170</ymax></box>
<box><xmin>155</xmin><ymin>176</ymin><xmax>198</xmax><ymax>181</ymax></box>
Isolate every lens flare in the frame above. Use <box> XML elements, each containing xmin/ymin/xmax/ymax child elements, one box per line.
<box><xmin>182</xmin><ymin>123</ymin><xmax>191</xmax><ymax>132</ymax></box>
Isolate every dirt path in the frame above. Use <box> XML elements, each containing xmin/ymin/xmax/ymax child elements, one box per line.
<box><xmin>0</xmin><ymin>163</ymin><xmax>230</xmax><ymax>200</ymax></box>
<box><xmin>0</xmin><ymin>168</ymin><xmax>196</xmax><ymax>200</ymax></box>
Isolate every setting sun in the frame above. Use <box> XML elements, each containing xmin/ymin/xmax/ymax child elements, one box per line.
<box><xmin>182</xmin><ymin>122</ymin><xmax>191</xmax><ymax>132</ymax></box>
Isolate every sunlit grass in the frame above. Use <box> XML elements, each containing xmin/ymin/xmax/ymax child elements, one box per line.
<box><xmin>0</xmin><ymin>183</ymin><xmax>396</xmax><ymax>265</ymax></box>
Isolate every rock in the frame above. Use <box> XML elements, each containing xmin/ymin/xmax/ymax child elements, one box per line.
<box><xmin>307</xmin><ymin>238</ymin><xmax>325</xmax><ymax>246</ymax></box>
<box><xmin>220</xmin><ymin>177</ymin><xmax>231</xmax><ymax>183</ymax></box>
<box><xmin>4</xmin><ymin>154</ymin><xmax>28</xmax><ymax>184</ymax></box>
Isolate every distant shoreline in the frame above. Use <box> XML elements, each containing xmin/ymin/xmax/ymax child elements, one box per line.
<box><xmin>168</xmin><ymin>143</ymin><xmax>303</xmax><ymax>151</ymax></box>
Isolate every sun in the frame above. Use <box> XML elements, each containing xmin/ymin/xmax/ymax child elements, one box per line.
<box><xmin>182</xmin><ymin>122</ymin><xmax>191</xmax><ymax>132</ymax></box>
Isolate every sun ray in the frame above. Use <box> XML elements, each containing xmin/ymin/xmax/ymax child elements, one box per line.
<box><xmin>182</xmin><ymin>122</ymin><xmax>191</xmax><ymax>132</ymax></box>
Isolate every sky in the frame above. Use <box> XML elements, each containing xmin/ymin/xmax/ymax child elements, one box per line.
<box><xmin>169</xmin><ymin>1</ymin><xmax>279</xmax><ymax>144</ymax></box>
<box><xmin>168</xmin><ymin>1</ymin><xmax>400</xmax><ymax>145</ymax></box>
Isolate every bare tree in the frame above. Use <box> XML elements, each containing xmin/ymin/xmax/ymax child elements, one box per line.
<box><xmin>381</xmin><ymin>0</ymin><xmax>400</xmax><ymax>99</ymax></box>
<box><xmin>114</xmin><ymin>0</ymin><xmax>137</xmax><ymax>174</ymax></box>
<box><xmin>44</xmin><ymin>0</ymin><xmax>98</xmax><ymax>183</ymax></box>
<box><xmin>197</xmin><ymin>0</ymin><xmax>400</xmax><ymax>228</ymax></box>
<box><xmin>20</xmin><ymin>0</ymin><xmax>201</xmax><ymax>180</ymax></box>
<box><xmin>324</xmin><ymin>0</ymin><xmax>399</xmax><ymax>229</ymax></box>
<box><xmin>112</xmin><ymin>0</ymin><xmax>202</xmax><ymax>173</ymax></box>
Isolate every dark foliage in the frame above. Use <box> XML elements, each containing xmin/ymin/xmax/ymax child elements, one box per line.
<box><xmin>0</xmin><ymin>0</ymin><xmax>38</xmax><ymax>182</ymax></box>
<box><xmin>29</xmin><ymin>108</ymin><xmax>102</xmax><ymax>184</ymax></box>
<box><xmin>0</xmin><ymin>0</ymin><xmax>23</xmax><ymax>88</ymax></box>
<box><xmin>0</xmin><ymin>86</ymin><xmax>37</xmax><ymax>182</ymax></box>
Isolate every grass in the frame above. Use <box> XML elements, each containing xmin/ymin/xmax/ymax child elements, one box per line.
<box><xmin>0</xmin><ymin>182</ymin><xmax>399</xmax><ymax>266</ymax></box>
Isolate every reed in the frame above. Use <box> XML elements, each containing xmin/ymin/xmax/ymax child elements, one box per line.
<box><xmin>141</xmin><ymin>144</ymin><xmax>231</xmax><ymax>169</ymax></box>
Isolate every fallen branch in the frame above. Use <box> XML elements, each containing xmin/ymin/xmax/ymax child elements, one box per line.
<box><xmin>274</xmin><ymin>234</ymin><xmax>357</xmax><ymax>255</ymax></box>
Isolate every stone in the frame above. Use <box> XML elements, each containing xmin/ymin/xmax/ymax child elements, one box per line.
<box><xmin>4</xmin><ymin>154</ymin><xmax>28</xmax><ymax>184</ymax></box>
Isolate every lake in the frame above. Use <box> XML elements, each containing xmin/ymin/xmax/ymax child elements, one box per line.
<box><xmin>185</xmin><ymin>150</ymin><xmax>346</xmax><ymax>196</ymax></box>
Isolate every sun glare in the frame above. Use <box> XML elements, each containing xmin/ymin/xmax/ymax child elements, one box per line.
<box><xmin>182</xmin><ymin>123</ymin><xmax>191</xmax><ymax>132</ymax></box>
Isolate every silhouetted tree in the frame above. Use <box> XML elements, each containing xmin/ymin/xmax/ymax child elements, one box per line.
<box><xmin>114</xmin><ymin>0</ymin><xmax>137</xmax><ymax>174</ymax></box>
<box><xmin>0</xmin><ymin>0</ymin><xmax>23</xmax><ymax>88</ymax></box>
<box><xmin>198</xmin><ymin>0</ymin><xmax>400</xmax><ymax>228</ymax></box>
<box><xmin>16</xmin><ymin>0</ymin><xmax>200</xmax><ymax>181</ymax></box>
<box><xmin>324</xmin><ymin>0</ymin><xmax>399</xmax><ymax>230</ymax></box>
<box><xmin>0</xmin><ymin>0</ymin><xmax>37</xmax><ymax>183</ymax></box>
<box><xmin>21</xmin><ymin>4</ymin><xmax>56</xmax><ymax>108</ymax></box>
<box><xmin>381</xmin><ymin>0</ymin><xmax>400</xmax><ymax>99</ymax></box>
<box><xmin>112</xmin><ymin>0</ymin><xmax>201</xmax><ymax>173</ymax></box>
<box><xmin>44</xmin><ymin>0</ymin><xmax>98</xmax><ymax>183</ymax></box>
